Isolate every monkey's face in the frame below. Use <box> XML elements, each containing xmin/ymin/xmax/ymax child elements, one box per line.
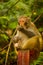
<box><xmin>18</xmin><ymin>17</ymin><xmax>26</xmax><ymax>27</ymax></box>
<box><xmin>18</xmin><ymin>16</ymin><xmax>30</xmax><ymax>28</ymax></box>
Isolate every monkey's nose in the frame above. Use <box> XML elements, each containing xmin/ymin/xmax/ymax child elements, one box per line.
<box><xmin>19</xmin><ymin>21</ymin><xmax>24</xmax><ymax>26</ymax></box>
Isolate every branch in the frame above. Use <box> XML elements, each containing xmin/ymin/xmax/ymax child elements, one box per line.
<box><xmin>0</xmin><ymin>44</ymin><xmax>9</xmax><ymax>52</ymax></box>
<box><xmin>6</xmin><ymin>0</ymin><xmax>20</xmax><ymax>14</ymax></box>
<box><xmin>5</xmin><ymin>27</ymin><xmax>18</xmax><ymax>65</ymax></box>
<box><xmin>33</xmin><ymin>13</ymin><xmax>43</xmax><ymax>23</ymax></box>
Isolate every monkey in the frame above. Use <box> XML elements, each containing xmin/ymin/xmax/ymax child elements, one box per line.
<box><xmin>17</xmin><ymin>16</ymin><xmax>43</xmax><ymax>51</ymax></box>
<box><xmin>13</xmin><ymin>16</ymin><xmax>42</xmax><ymax>50</ymax></box>
<box><xmin>13</xmin><ymin>16</ymin><xmax>43</xmax><ymax>63</ymax></box>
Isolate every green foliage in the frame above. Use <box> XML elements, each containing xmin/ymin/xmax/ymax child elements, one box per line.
<box><xmin>8</xmin><ymin>21</ymin><xmax>18</xmax><ymax>29</ymax></box>
<box><xmin>0</xmin><ymin>0</ymin><xmax>43</xmax><ymax>65</ymax></box>
<box><xmin>34</xmin><ymin>52</ymin><xmax>43</xmax><ymax>65</ymax></box>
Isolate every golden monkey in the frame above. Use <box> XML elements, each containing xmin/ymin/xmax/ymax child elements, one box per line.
<box><xmin>13</xmin><ymin>16</ymin><xmax>43</xmax><ymax>62</ymax></box>
<box><xmin>18</xmin><ymin>16</ymin><xmax>43</xmax><ymax>51</ymax></box>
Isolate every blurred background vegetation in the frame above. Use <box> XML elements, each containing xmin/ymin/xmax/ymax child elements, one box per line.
<box><xmin>0</xmin><ymin>0</ymin><xmax>43</xmax><ymax>65</ymax></box>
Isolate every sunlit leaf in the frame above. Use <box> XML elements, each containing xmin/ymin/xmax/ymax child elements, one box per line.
<box><xmin>8</xmin><ymin>22</ymin><xmax>18</xmax><ymax>29</ymax></box>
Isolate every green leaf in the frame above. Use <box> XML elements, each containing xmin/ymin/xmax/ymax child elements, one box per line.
<box><xmin>8</xmin><ymin>22</ymin><xmax>18</xmax><ymax>29</ymax></box>
<box><xmin>39</xmin><ymin>28</ymin><xmax>43</xmax><ymax>32</ymax></box>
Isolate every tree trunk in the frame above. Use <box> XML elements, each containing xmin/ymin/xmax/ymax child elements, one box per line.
<box><xmin>17</xmin><ymin>50</ymin><xmax>30</xmax><ymax>65</ymax></box>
